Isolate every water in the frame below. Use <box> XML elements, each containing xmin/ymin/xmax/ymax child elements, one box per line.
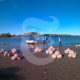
<box><xmin>35</xmin><ymin>36</ymin><xmax>80</xmax><ymax>47</ymax></box>
<box><xmin>52</xmin><ymin>36</ymin><xmax>80</xmax><ymax>46</ymax></box>
<box><xmin>0</xmin><ymin>36</ymin><xmax>80</xmax><ymax>50</ymax></box>
<box><xmin>0</xmin><ymin>38</ymin><xmax>22</xmax><ymax>50</ymax></box>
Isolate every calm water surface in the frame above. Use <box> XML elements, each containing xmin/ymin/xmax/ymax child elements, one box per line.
<box><xmin>0</xmin><ymin>37</ymin><xmax>80</xmax><ymax>50</ymax></box>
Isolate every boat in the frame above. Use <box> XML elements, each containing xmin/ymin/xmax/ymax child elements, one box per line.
<box><xmin>25</xmin><ymin>34</ymin><xmax>50</xmax><ymax>44</ymax></box>
<box><xmin>25</xmin><ymin>40</ymin><xmax>37</xmax><ymax>44</ymax></box>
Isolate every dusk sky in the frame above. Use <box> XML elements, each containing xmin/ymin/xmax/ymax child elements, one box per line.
<box><xmin>0</xmin><ymin>0</ymin><xmax>80</xmax><ymax>35</ymax></box>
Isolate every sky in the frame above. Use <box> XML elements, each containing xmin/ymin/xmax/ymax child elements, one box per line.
<box><xmin>0</xmin><ymin>0</ymin><xmax>80</xmax><ymax>35</ymax></box>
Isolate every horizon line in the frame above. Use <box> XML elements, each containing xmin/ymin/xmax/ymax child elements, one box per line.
<box><xmin>0</xmin><ymin>32</ymin><xmax>80</xmax><ymax>36</ymax></box>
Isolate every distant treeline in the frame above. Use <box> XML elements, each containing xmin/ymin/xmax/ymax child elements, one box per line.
<box><xmin>0</xmin><ymin>33</ymin><xmax>16</xmax><ymax>38</ymax></box>
<box><xmin>22</xmin><ymin>32</ymin><xmax>74</xmax><ymax>37</ymax></box>
<box><xmin>0</xmin><ymin>32</ymin><xmax>79</xmax><ymax>38</ymax></box>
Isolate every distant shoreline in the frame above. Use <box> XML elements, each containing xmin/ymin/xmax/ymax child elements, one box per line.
<box><xmin>0</xmin><ymin>32</ymin><xmax>80</xmax><ymax>38</ymax></box>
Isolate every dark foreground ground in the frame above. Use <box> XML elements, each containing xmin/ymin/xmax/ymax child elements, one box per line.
<box><xmin>0</xmin><ymin>46</ymin><xmax>80</xmax><ymax>80</ymax></box>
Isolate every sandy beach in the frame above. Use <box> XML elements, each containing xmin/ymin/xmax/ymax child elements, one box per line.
<box><xmin>0</xmin><ymin>46</ymin><xmax>80</xmax><ymax>80</ymax></box>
